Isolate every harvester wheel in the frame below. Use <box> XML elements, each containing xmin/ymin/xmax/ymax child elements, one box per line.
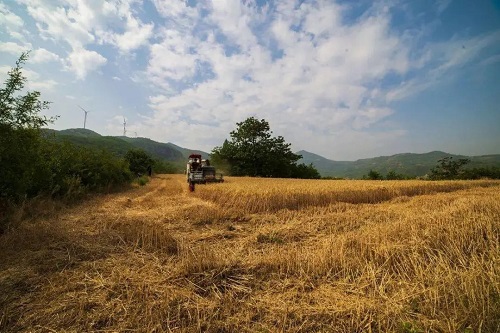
<box><xmin>189</xmin><ymin>182</ymin><xmax>195</xmax><ymax>192</ymax></box>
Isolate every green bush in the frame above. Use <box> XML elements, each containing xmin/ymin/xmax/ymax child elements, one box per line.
<box><xmin>363</xmin><ymin>169</ymin><xmax>383</xmax><ymax>180</ymax></box>
<box><xmin>0</xmin><ymin>53</ymin><xmax>133</xmax><ymax>203</ymax></box>
<box><xmin>136</xmin><ymin>175</ymin><xmax>149</xmax><ymax>186</ymax></box>
<box><xmin>152</xmin><ymin>158</ymin><xmax>177</xmax><ymax>174</ymax></box>
<box><xmin>125</xmin><ymin>148</ymin><xmax>154</xmax><ymax>176</ymax></box>
<box><xmin>459</xmin><ymin>167</ymin><xmax>500</xmax><ymax>179</ymax></box>
<box><xmin>40</xmin><ymin>140</ymin><xmax>132</xmax><ymax>197</ymax></box>
<box><xmin>0</xmin><ymin>125</ymin><xmax>49</xmax><ymax>199</ymax></box>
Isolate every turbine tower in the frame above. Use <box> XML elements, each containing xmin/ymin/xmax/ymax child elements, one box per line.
<box><xmin>123</xmin><ymin>117</ymin><xmax>127</xmax><ymax>137</ymax></box>
<box><xmin>78</xmin><ymin>105</ymin><xmax>90</xmax><ymax>129</ymax></box>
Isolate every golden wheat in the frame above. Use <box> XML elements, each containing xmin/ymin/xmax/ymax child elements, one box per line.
<box><xmin>0</xmin><ymin>175</ymin><xmax>498</xmax><ymax>332</ymax></box>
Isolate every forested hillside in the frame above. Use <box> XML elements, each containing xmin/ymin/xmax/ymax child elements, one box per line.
<box><xmin>298</xmin><ymin>150</ymin><xmax>500</xmax><ymax>178</ymax></box>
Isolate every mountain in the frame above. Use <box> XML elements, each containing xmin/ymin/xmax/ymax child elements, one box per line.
<box><xmin>45</xmin><ymin>128</ymin><xmax>138</xmax><ymax>157</ymax></box>
<box><xmin>45</xmin><ymin>128</ymin><xmax>499</xmax><ymax>178</ymax></box>
<box><xmin>44</xmin><ymin>129</ymin><xmax>207</xmax><ymax>166</ymax></box>
<box><xmin>165</xmin><ymin>142</ymin><xmax>210</xmax><ymax>159</ymax></box>
<box><xmin>120</xmin><ymin>137</ymin><xmax>184</xmax><ymax>161</ymax></box>
<box><xmin>57</xmin><ymin>128</ymin><xmax>102</xmax><ymax>138</ymax></box>
<box><xmin>298</xmin><ymin>150</ymin><xmax>500</xmax><ymax>178</ymax></box>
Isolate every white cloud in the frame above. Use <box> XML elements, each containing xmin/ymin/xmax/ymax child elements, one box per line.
<box><xmin>0</xmin><ymin>3</ymin><xmax>26</xmax><ymax>40</ymax></box>
<box><xmin>0</xmin><ymin>66</ymin><xmax>58</xmax><ymax>91</ymax></box>
<box><xmin>65</xmin><ymin>47</ymin><xmax>107</xmax><ymax>80</ymax></box>
<box><xmin>110</xmin><ymin>14</ymin><xmax>154</xmax><ymax>52</ymax></box>
<box><xmin>95</xmin><ymin>0</ymin><xmax>155</xmax><ymax>53</ymax></box>
<box><xmin>21</xmin><ymin>0</ymin><xmax>95</xmax><ymax>48</ymax></box>
<box><xmin>0</xmin><ymin>65</ymin><xmax>56</xmax><ymax>91</ymax></box>
<box><xmin>16</xmin><ymin>0</ymin><xmax>153</xmax><ymax>79</ymax></box>
<box><xmin>0</xmin><ymin>41</ymin><xmax>30</xmax><ymax>55</ymax></box>
<box><xmin>31</xmin><ymin>48</ymin><xmax>61</xmax><ymax>63</ymax></box>
<box><xmin>142</xmin><ymin>1</ymin><xmax>410</xmax><ymax>155</ymax></box>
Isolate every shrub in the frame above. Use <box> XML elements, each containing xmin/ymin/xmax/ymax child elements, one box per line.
<box><xmin>125</xmin><ymin>149</ymin><xmax>154</xmax><ymax>176</ymax></box>
<box><xmin>137</xmin><ymin>176</ymin><xmax>149</xmax><ymax>186</ymax></box>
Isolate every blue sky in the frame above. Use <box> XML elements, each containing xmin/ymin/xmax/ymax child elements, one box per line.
<box><xmin>1</xmin><ymin>0</ymin><xmax>499</xmax><ymax>160</ymax></box>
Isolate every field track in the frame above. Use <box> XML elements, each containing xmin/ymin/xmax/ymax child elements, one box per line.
<box><xmin>1</xmin><ymin>175</ymin><xmax>499</xmax><ymax>332</ymax></box>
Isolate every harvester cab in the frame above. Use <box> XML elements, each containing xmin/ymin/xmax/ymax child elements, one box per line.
<box><xmin>186</xmin><ymin>154</ymin><xmax>224</xmax><ymax>192</ymax></box>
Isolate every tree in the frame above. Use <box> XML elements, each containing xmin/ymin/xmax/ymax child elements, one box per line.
<box><xmin>0</xmin><ymin>52</ymin><xmax>56</xmax><ymax>200</ymax></box>
<box><xmin>291</xmin><ymin>163</ymin><xmax>321</xmax><ymax>179</ymax></box>
<box><xmin>211</xmin><ymin>117</ymin><xmax>313</xmax><ymax>178</ymax></box>
<box><xmin>460</xmin><ymin>166</ymin><xmax>500</xmax><ymax>180</ymax></box>
<box><xmin>0</xmin><ymin>52</ymin><xmax>54</xmax><ymax>129</ymax></box>
<box><xmin>125</xmin><ymin>149</ymin><xmax>154</xmax><ymax>176</ymax></box>
<box><xmin>364</xmin><ymin>169</ymin><xmax>383</xmax><ymax>180</ymax></box>
<box><xmin>385</xmin><ymin>170</ymin><xmax>407</xmax><ymax>180</ymax></box>
<box><xmin>429</xmin><ymin>157</ymin><xmax>470</xmax><ymax>180</ymax></box>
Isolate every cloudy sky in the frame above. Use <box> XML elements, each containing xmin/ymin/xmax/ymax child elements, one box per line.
<box><xmin>1</xmin><ymin>0</ymin><xmax>499</xmax><ymax>160</ymax></box>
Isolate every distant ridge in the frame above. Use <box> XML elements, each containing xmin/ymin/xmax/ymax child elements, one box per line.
<box><xmin>44</xmin><ymin>128</ymin><xmax>209</xmax><ymax>169</ymax></box>
<box><xmin>165</xmin><ymin>142</ymin><xmax>209</xmax><ymax>159</ymax></box>
<box><xmin>45</xmin><ymin>128</ymin><xmax>500</xmax><ymax>178</ymax></box>
<box><xmin>298</xmin><ymin>150</ymin><xmax>500</xmax><ymax>178</ymax></box>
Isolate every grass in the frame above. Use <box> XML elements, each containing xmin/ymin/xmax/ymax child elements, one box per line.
<box><xmin>0</xmin><ymin>175</ymin><xmax>498</xmax><ymax>332</ymax></box>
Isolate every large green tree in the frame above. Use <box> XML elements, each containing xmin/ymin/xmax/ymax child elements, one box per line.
<box><xmin>125</xmin><ymin>149</ymin><xmax>154</xmax><ymax>176</ymax></box>
<box><xmin>429</xmin><ymin>156</ymin><xmax>470</xmax><ymax>180</ymax></box>
<box><xmin>0</xmin><ymin>52</ymin><xmax>56</xmax><ymax>199</ymax></box>
<box><xmin>212</xmin><ymin>117</ymin><xmax>319</xmax><ymax>178</ymax></box>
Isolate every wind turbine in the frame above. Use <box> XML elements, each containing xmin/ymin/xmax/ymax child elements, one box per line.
<box><xmin>134</xmin><ymin>131</ymin><xmax>137</xmax><ymax>138</ymax></box>
<box><xmin>78</xmin><ymin>105</ymin><xmax>90</xmax><ymax>129</ymax></box>
<box><xmin>123</xmin><ymin>117</ymin><xmax>127</xmax><ymax>137</ymax></box>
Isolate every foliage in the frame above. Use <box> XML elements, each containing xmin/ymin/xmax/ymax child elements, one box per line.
<box><xmin>385</xmin><ymin>170</ymin><xmax>409</xmax><ymax>180</ymax></box>
<box><xmin>48</xmin><ymin>130</ymin><xmax>184</xmax><ymax>173</ymax></box>
<box><xmin>300</xmin><ymin>150</ymin><xmax>500</xmax><ymax>179</ymax></box>
<box><xmin>430</xmin><ymin>157</ymin><xmax>470</xmax><ymax>180</ymax></box>
<box><xmin>0</xmin><ymin>52</ymin><xmax>56</xmax><ymax>129</ymax></box>
<box><xmin>41</xmin><ymin>141</ymin><xmax>132</xmax><ymax>197</ymax></box>
<box><xmin>361</xmin><ymin>169</ymin><xmax>411</xmax><ymax>180</ymax></box>
<box><xmin>136</xmin><ymin>175</ymin><xmax>149</xmax><ymax>186</ymax></box>
<box><xmin>125</xmin><ymin>149</ymin><xmax>154</xmax><ymax>176</ymax></box>
<box><xmin>0</xmin><ymin>125</ymin><xmax>48</xmax><ymax>198</ymax></box>
<box><xmin>290</xmin><ymin>163</ymin><xmax>321</xmax><ymax>179</ymax></box>
<box><xmin>151</xmin><ymin>158</ymin><xmax>177</xmax><ymax>174</ymax></box>
<box><xmin>0</xmin><ymin>52</ymin><xmax>55</xmax><ymax>200</ymax></box>
<box><xmin>363</xmin><ymin>169</ymin><xmax>384</xmax><ymax>180</ymax></box>
<box><xmin>212</xmin><ymin>117</ymin><xmax>319</xmax><ymax>178</ymax></box>
<box><xmin>460</xmin><ymin>166</ymin><xmax>500</xmax><ymax>179</ymax></box>
<box><xmin>0</xmin><ymin>53</ymin><xmax>132</xmax><ymax>204</ymax></box>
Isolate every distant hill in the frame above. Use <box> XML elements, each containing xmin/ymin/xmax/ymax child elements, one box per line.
<box><xmin>44</xmin><ymin>128</ymin><xmax>499</xmax><ymax>178</ymax></box>
<box><xmin>57</xmin><ymin>128</ymin><xmax>102</xmax><ymax>138</ymax></box>
<box><xmin>43</xmin><ymin>129</ymin><xmax>207</xmax><ymax>168</ymax></box>
<box><xmin>120</xmin><ymin>137</ymin><xmax>183</xmax><ymax>161</ymax></box>
<box><xmin>298</xmin><ymin>150</ymin><xmax>500</xmax><ymax>178</ymax></box>
<box><xmin>165</xmin><ymin>142</ymin><xmax>210</xmax><ymax>160</ymax></box>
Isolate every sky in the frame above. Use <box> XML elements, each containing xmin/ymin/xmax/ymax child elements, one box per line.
<box><xmin>0</xmin><ymin>0</ymin><xmax>499</xmax><ymax>161</ymax></box>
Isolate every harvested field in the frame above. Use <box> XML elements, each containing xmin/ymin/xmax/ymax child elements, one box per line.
<box><xmin>1</xmin><ymin>175</ymin><xmax>499</xmax><ymax>332</ymax></box>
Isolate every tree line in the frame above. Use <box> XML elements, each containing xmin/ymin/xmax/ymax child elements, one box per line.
<box><xmin>362</xmin><ymin>157</ymin><xmax>500</xmax><ymax>180</ymax></box>
<box><xmin>0</xmin><ymin>53</ymin><xmax>162</xmax><ymax>212</ymax></box>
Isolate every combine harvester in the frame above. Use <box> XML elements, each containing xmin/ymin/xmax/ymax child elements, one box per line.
<box><xmin>186</xmin><ymin>154</ymin><xmax>224</xmax><ymax>191</ymax></box>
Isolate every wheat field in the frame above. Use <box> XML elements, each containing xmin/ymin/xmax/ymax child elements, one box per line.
<box><xmin>0</xmin><ymin>175</ymin><xmax>498</xmax><ymax>332</ymax></box>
